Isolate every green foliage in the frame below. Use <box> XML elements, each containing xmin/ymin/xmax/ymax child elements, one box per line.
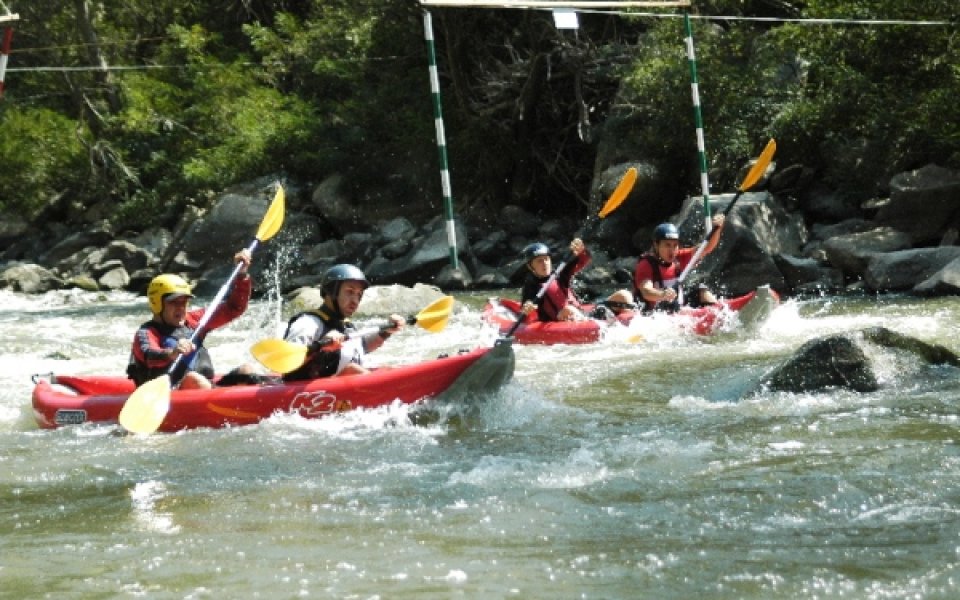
<box><xmin>243</xmin><ymin>1</ymin><xmax>420</xmax><ymax>187</ymax></box>
<box><xmin>617</xmin><ymin>0</ymin><xmax>960</xmax><ymax>200</ymax></box>
<box><xmin>105</xmin><ymin>23</ymin><xmax>322</xmax><ymax>218</ymax></box>
<box><xmin>760</xmin><ymin>0</ymin><xmax>960</xmax><ymax>196</ymax></box>
<box><xmin>0</xmin><ymin>107</ymin><xmax>87</xmax><ymax>217</ymax></box>
<box><xmin>3</xmin><ymin>0</ymin><xmax>959</xmax><ymax>232</ymax></box>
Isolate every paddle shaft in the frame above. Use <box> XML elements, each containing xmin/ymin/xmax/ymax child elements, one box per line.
<box><xmin>167</xmin><ymin>237</ymin><xmax>260</xmax><ymax>383</ymax></box>
<box><xmin>678</xmin><ymin>139</ymin><xmax>775</xmax><ymax>287</ymax></box>
<box><xmin>314</xmin><ymin>316</ymin><xmax>416</xmax><ymax>349</ymax></box>
<box><xmin>676</xmin><ymin>192</ymin><xmax>746</xmax><ymax>285</ymax></box>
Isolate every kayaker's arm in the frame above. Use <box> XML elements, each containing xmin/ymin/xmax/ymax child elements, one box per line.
<box><xmin>555</xmin><ymin>239</ymin><xmax>590</xmax><ymax>288</ymax></box>
<box><xmin>362</xmin><ymin>314</ymin><xmax>404</xmax><ymax>352</ymax></box>
<box><xmin>702</xmin><ymin>214</ymin><xmax>725</xmax><ymax>255</ymax></box>
<box><xmin>312</xmin><ymin>315</ymin><xmax>405</xmax><ymax>354</ymax></box>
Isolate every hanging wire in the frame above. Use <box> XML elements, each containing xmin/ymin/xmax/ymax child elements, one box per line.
<box><xmin>4</xmin><ymin>6</ymin><xmax>955</xmax><ymax>75</ymax></box>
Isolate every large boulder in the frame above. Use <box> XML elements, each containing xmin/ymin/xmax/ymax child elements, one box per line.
<box><xmin>179</xmin><ymin>186</ymin><xmax>276</xmax><ymax>267</ymax></box>
<box><xmin>760</xmin><ymin>335</ymin><xmax>878</xmax><ymax>393</ymax></box>
<box><xmin>773</xmin><ymin>253</ymin><xmax>844</xmax><ymax>295</ymax></box>
<box><xmin>756</xmin><ymin>327</ymin><xmax>960</xmax><ymax>394</ymax></box>
<box><xmin>37</xmin><ymin>222</ymin><xmax>114</xmax><ymax>267</ymax></box>
<box><xmin>365</xmin><ymin>220</ymin><xmax>472</xmax><ymax>286</ymax></box>
<box><xmin>0</xmin><ymin>263</ymin><xmax>64</xmax><ymax>293</ymax></box>
<box><xmin>913</xmin><ymin>256</ymin><xmax>960</xmax><ymax>296</ymax></box>
<box><xmin>820</xmin><ymin>227</ymin><xmax>913</xmax><ymax>277</ymax></box>
<box><xmin>312</xmin><ymin>174</ymin><xmax>440</xmax><ymax>237</ymax></box>
<box><xmin>874</xmin><ymin>164</ymin><xmax>960</xmax><ymax>245</ymax></box>
<box><xmin>864</xmin><ymin>247</ymin><xmax>960</xmax><ymax>292</ymax></box>
<box><xmin>671</xmin><ymin>191</ymin><xmax>804</xmax><ymax>296</ymax></box>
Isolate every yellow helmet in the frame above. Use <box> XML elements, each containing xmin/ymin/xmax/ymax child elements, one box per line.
<box><xmin>147</xmin><ymin>274</ymin><xmax>194</xmax><ymax>314</ymax></box>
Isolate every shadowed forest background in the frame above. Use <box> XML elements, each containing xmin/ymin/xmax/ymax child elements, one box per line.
<box><xmin>0</xmin><ymin>0</ymin><xmax>957</xmax><ymax>236</ymax></box>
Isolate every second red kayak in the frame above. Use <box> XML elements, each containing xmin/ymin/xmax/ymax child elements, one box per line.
<box><xmin>483</xmin><ymin>286</ymin><xmax>780</xmax><ymax>345</ymax></box>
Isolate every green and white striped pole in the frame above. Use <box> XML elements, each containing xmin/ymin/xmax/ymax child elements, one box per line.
<box><xmin>676</xmin><ymin>13</ymin><xmax>713</xmax><ymax>297</ymax></box>
<box><xmin>683</xmin><ymin>13</ymin><xmax>711</xmax><ymax>233</ymax></box>
<box><xmin>422</xmin><ymin>10</ymin><xmax>459</xmax><ymax>270</ymax></box>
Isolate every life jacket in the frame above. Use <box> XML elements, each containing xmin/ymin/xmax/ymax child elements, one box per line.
<box><xmin>638</xmin><ymin>251</ymin><xmax>712</xmax><ymax>312</ymax></box>
<box><xmin>126</xmin><ymin>320</ymin><xmax>214</xmax><ymax>385</ymax></box>
<box><xmin>639</xmin><ymin>254</ymin><xmax>681</xmax><ymax>313</ymax></box>
<box><xmin>282</xmin><ymin>305</ymin><xmax>364</xmax><ymax>381</ymax></box>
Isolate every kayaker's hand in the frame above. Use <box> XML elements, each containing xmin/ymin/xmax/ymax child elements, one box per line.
<box><xmin>570</xmin><ymin>238</ymin><xmax>585</xmax><ymax>256</ymax></box>
<box><xmin>660</xmin><ymin>288</ymin><xmax>677</xmax><ymax>303</ymax></box>
<box><xmin>312</xmin><ymin>331</ymin><xmax>345</xmax><ymax>352</ymax></box>
<box><xmin>384</xmin><ymin>314</ymin><xmax>405</xmax><ymax>335</ymax></box>
<box><xmin>711</xmin><ymin>214</ymin><xmax>725</xmax><ymax>230</ymax></box>
<box><xmin>522</xmin><ymin>301</ymin><xmax>537</xmax><ymax>315</ymax></box>
<box><xmin>234</xmin><ymin>249</ymin><xmax>252</xmax><ymax>274</ymax></box>
<box><xmin>557</xmin><ymin>305</ymin><xmax>585</xmax><ymax>322</ymax></box>
<box><xmin>171</xmin><ymin>338</ymin><xmax>194</xmax><ymax>356</ymax></box>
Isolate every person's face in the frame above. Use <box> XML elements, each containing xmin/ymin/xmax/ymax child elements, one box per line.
<box><xmin>528</xmin><ymin>255</ymin><xmax>551</xmax><ymax>277</ymax></box>
<box><xmin>161</xmin><ymin>295</ymin><xmax>190</xmax><ymax>326</ymax></box>
<box><xmin>655</xmin><ymin>239</ymin><xmax>680</xmax><ymax>263</ymax></box>
<box><xmin>335</xmin><ymin>281</ymin><xmax>365</xmax><ymax>317</ymax></box>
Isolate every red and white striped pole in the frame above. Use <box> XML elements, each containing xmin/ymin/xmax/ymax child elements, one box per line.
<box><xmin>0</xmin><ymin>26</ymin><xmax>13</xmax><ymax>98</ymax></box>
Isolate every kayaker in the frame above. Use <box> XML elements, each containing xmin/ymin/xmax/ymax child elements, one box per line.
<box><xmin>635</xmin><ymin>218</ymin><xmax>724</xmax><ymax>312</ymax></box>
<box><xmin>589</xmin><ymin>289</ymin><xmax>637</xmax><ymax>320</ymax></box>
<box><xmin>127</xmin><ymin>249</ymin><xmax>257</xmax><ymax>389</ymax></box>
<box><xmin>520</xmin><ymin>239</ymin><xmax>636</xmax><ymax>322</ymax></box>
<box><xmin>520</xmin><ymin>238</ymin><xmax>590</xmax><ymax>322</ymax></box>
<box><xmin>282</xmin><ymin>264</ymin><xmax>405</xmax><ymax>381</ymax></box>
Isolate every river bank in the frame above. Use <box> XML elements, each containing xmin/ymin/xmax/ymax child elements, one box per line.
<box><xmin>3</xmin><ymin>162</ymin><xmax>960</xmax><ymax>307</ymax></box>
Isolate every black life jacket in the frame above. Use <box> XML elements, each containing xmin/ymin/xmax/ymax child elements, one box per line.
<box><xmin>126</xmin><ymin>320</ymin><xmax>214</xmax><ymax>385</ymax></box>
<box><xmin>282</xmin><ymin>305</ymin><xmax>356</xmax><ymax>381</ymax></box>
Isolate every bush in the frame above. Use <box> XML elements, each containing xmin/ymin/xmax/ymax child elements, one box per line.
<box><xmin>0</xmin><ymin>107</ymin><xmax>87</xmax><ymax>218</ymax></box>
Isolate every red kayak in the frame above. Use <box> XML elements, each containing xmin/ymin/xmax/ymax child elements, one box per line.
<box><xmin>483</xmin><ymin>286</ymin><xmax>780</xmax><ymax>345</ymax></box>
<box><xmin>32</xmin><ymin>341</ymin><xmax>514</xmax><ymax>432</ymax></box>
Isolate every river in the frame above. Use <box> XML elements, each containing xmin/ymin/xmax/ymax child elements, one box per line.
<box><xmin>2</xmin><ymin>287</ymin><xmax>959</xmax><ymax>598</ymax></box>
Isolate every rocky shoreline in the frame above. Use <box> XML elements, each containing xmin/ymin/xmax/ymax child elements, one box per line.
<box><xmin>2</xmin><ymin>163</ymin><xmax>959</xmax><ymax>304</ymax></box>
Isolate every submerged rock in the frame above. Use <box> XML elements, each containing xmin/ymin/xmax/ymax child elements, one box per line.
<box><xmin>756</xmin><ymin>326</ymin><xmax>960</xmax><ymax>394</ymax></box>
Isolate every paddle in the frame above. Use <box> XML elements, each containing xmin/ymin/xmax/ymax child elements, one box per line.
<box><xmin>250</xmin><ymin>295</ymin><xmax>455</xmax><ymax>374</ymax></box>
<box><xmin>505</xmin><ymin>166</ymin><xmax>638</xmax><ymax>338</ymax></box>
<box><xmin>677</xmin><ymin>138</ymin><xmax>777</xmax><ymax>288</ymax></box>
<box><xmin>117</xmin><ymin>185</ymin><xmax>286</xmax><ymax>434</ymax></box>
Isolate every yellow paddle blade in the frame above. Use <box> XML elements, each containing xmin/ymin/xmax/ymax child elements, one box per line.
<box><xmin>598</xmin><ymin>166</ymin><xmax>638</xmax><ymax>219</ymax></box>
<box><xmin>738</xmin><ymin>139</ymin><xmax>777</xmax><ymax>192</ymax></box>
<box><xmin>250</xmin><ymin>338</ymin><xmax>308</xmax><ymax>374</ymax></box>
<box><xmin>414</xmin><ymin>295</ymin><xmax>455</xmax><ymax>333</ymax></box>
<box><xmin>256</xmin><ymin>185</ymin><xmax>285</xmax><ymax>242</ymax></box>
<box><xmin>118</xmin><ymin>375</ymin><xmax>171</xmax><ymax>434</ymax></box>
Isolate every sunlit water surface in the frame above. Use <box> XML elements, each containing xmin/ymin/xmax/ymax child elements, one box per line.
<box><xmin>2</xmin><ymin>288</ymin><xmax>959</xmax><ymax>598</ymax></box>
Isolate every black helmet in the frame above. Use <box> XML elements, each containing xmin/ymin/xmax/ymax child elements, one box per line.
<box><xmin>653</xmin><ymin>223</ymin><xmax>680</xmax><ymax>242</ymax></box>
<box><xmin>321</xmin><ymin>264</ymin><xmax>370</xmax><ymax>298</ymax></box>
<box><xmin>522</xmin><ymin>242</ymin><xmax>550</xmax><ymax>264</ymax></box>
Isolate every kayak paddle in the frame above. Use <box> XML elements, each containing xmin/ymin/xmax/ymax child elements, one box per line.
<box><xmin>505</xmin><ymin>166</ymin><xmax>637</xmax><ymax>338</ymax></box>
<box><xmin>118</xmin><ymin>184</ymin><xmax>286</xmax><ymax>435</ymax></box>
<box><xmin>250</xmin><ymin>295</ymin><xmax>455</xmax><ymax>375</ymax></box>
<box><xmin>677</xmin><ymin>138</ymin><xmax>776</xmax><ymax>287</ymax></box>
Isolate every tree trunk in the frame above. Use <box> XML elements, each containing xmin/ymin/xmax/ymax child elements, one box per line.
<box><xmin>73</xmin><ymin>0</ymin><xmax>121</xmax><ymax>114</ymax></box>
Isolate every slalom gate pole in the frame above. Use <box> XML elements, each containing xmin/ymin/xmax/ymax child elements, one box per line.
<box><xmin>683</xmin><ymin>13</ymin><xmax>711</xmax><ymax>233</ymax></box>
<box><xmin>422</xmin><ymin>10</ymin><xmax>460</xmax><ymax>270</ymax></box>
<box><xmin>0</xmin><ymin>26</ymin><xmax>13</xmax><ymax>99</ymax></box>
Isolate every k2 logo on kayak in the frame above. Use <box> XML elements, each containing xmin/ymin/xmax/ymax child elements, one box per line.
<box><xmin>288</xmin><ymin>391</ymin><xmax>352</xmax><ymax>417</ymax></box>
